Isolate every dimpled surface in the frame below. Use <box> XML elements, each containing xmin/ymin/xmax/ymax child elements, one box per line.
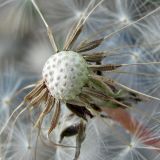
<box><xmin>42</xmin><ymin>51</ymin><xmax>89</xmax><ymax>100</ymax></box>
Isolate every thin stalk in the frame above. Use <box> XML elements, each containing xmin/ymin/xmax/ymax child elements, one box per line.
<box><xmin>103</xmin><ymin>6</ymin><xmax>160</xmax><ymax>41</ymax></box>
<box><xmin>89</xmin><ymin>61</ymin><xmax>160</xmax><ymax>71</ymax></box>
<box><xmin>31</xmin><ymin>0</ymin><xmax>58</xmax><ymax>52</ymax></box>
<box><xmin>91</xmin><ymin>75</ymin><xmax>160</xmax><ymax>101</ymax></box>
<box><xmin>64</xmin><ymin>0</ymin><xmax>104</xmax><ymax>50</ymax></box>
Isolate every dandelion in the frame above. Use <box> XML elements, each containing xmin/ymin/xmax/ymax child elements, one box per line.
<box><xmin>0</xmin><ymin>61</ymin><xmax>29</xmax><ymax>159</ymax></box>
<box><xmin>101</xmin><ymin>101</ymin><xmax>160</xmax><ymax>160</ymax></box>
<box><xmin>0</xmin><ymin>0</ymin><xmax>40</xmax><ymax>36</ymax></box>
<box><xmin>1</xmin><ymin>0</ymin><xmax>160</xmax><ymax>160</ymax></box>
<box><xmin>0</xmin><ymin>62</ymin><xmax>22</xmax><ymax>126</ymax></box>
<box><xmin>4</xmin><ymin>116</ymin><xmax>55</xmax><ymax>160</ymax></box>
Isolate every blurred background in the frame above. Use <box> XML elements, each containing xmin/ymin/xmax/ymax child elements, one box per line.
<box><xmin>1</xmin><ymin>0</ymin><xmax>160</xmax><ymax>160</ymax></box>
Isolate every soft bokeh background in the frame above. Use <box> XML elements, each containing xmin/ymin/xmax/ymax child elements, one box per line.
<box><xmin>0</xmin><ymin>0</ymin><xmax>160</xmax><ymax>160</ymax></box>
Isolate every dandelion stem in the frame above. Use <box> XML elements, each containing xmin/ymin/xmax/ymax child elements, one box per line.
<box><xmin>30</xmin><ymin>0</ymin><xmax>58</xmax><ymax>52</ymax></box>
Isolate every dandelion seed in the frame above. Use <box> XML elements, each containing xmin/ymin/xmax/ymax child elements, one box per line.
<box><xmin>1</xmin><ymin>0</ymin><xmax>160</xmax><ymax>160</ymax></box>
<box><xmin>0</xmin><ymin>62</ymin><xmax>22</xmax><ymax>128</ymax></box>
<box><xmin>102</xmin><ymin>103</ymin><xmax>160</xmax><ymax>160</ymax></box>
<box><xmin>4</xmin><ymin>117</ymin><xmax>55</xmax><ymax>160</ymax></box>
<box><xmin>140</xmin><ymin>15</ymin><xmax>160</xmax><ymax>51</ymax></box>
<box><xmin>0</xmin><ymin>0</ymin><xmax>40</xmax><ymax>36</ymax></box>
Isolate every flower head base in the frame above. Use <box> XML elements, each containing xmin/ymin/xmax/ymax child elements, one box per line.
<box><xmin>42</xmin><ymin>51</ymin><xmax>89</xmax><ymax>100</ymax></box>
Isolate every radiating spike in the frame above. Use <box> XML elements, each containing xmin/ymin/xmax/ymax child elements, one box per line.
<box><xmin>30</xmin><ymin>88</ymin><xmax>48</xmax><ymax>106</ymax></box>
<box><xmin>79</xmin><ymin>93</ymin><xmax>101</xmax><ymax>112</ymax></box>
<box><xmin>67</xmin><ymin>99</ymin><xmax>86</xmax><ymax>107</ymax></box>
<box><xmin>48</xmin><ymin>100</ymin><xmax>61</xmax><ymax>135</ymax></box>
<box><xmin>89</xmin><ymin>75</ymin><xmax>115</xmax><ymax>95</ymax></box>
<box><xmin>64</xmin><ymin>0</ymin><xmax>104</xmax><ymax>51</ymax></box>
<box><xmin>24</xmin><ymin>81</ymin><xmax>45</xmax><ymax>101</ymax></box>
<box><xmin>34</xmin><ymin>94</ymin><xmax>55</xmax><ymax>128</ymax></box>
<box><xmin>91</xmin><ymin>75</ymin><xmax>160</xmax><ymax>102</ymax></box>
<box><xmin>43</xmin><ymin>95</ymin><xmax>55</xmax><ymax>114</ymax></box>
<box><xmin>83</xmin><ymin>52</ymin><xmax>106</xmax><ymax>62</ymax></box>
<box><xmin>82</xmin><ymin>87</ymin><xmax>128</xmax><ymax>109</ymax></box>
<box><xmin>31</xmin><ymin>0</ymin><xmax>58</xmax><ymax>52</ymax></box>
<box><xmin>76</xmin><ymin>38</ymin><xmax>103</xmax><ymax>53</ymax></box>
<box><xmin>78</xmin><ymin>94</ymin><xmax>99</xmax><ymax>116</ymax></box>
<box><xmin>88</xmin><ymin>64</ymin><xmax>122</xmax><ymax>71</ymax></box>
<box><xmin>64</xmin><ymin>25</ymin><xmax>83</xmax><ymax>51</ymax></box>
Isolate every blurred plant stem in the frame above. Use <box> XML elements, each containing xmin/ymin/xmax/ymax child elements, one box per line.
<box><xmin>103</xmin><ymin>108</ymin><xmax>160</xmax><ymax>151</ymax></box>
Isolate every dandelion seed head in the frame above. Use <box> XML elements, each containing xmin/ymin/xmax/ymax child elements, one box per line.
<box><xmin>1</xmin><ymin>0</ymin><xmax>160</xmax><ymax>160</ymax></box>
<box><xmin>42</xmin><ymin>51</ymin><xmax>89</xmax><ymax>100</ymax></box>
